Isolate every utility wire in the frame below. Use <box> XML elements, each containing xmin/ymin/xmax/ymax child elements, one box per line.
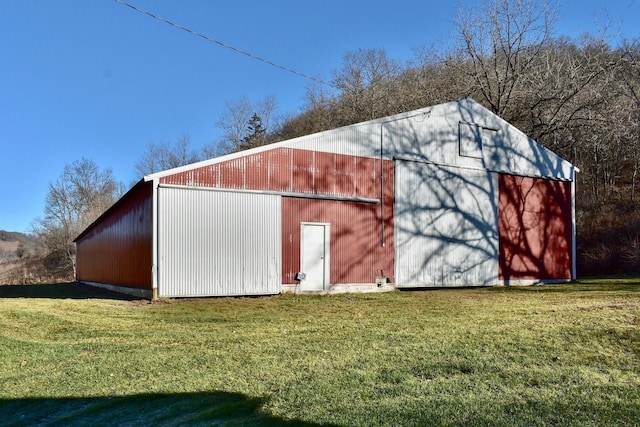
<box><xmin>114</xmin><ymin>0</ymin><xmax>336</xmax><ymax>89</ymax></box>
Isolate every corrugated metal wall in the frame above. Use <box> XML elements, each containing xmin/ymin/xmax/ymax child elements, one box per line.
<box><xmin>280</xmin><ymin>158</ymin><xmax>395</xmax><ymax>285</ymax></box>
<box><xmin>286</xmin><ymin>99</ymin><xmax>575</xmax><ymax>182</ymax></box>
<box><xmin>74</xmin><ymin>100</ymin><xmax>578</xmax><ymax>297</ymax></box>
<box><xmin>75</xmin><ymin>181</ymin><xmax>153</xmax><ymax>288</ymax></box>
<box><xmin>157</xmin><ymin>186</ymin><xmax>281</xmax><ymax>297</ymax></box>
<box><xmin>498</xmin><ymin>174</ymin><xmax>573</xmax><ymax>281</ymax></box>
<box><xmin>157</xmin><ymin>149</ymin><xmax>394</xmax><ymax>291</ymax></box>
<box><xmin>160</xmin><ymin>148</ymin><xmax>381</xmax><ymax>199</ymax></box>
<box><xmin>394</xmin><ymin>160</ymin><xmax>499</xmax><ymax>286</ymax></box>
<box><xmin>282</xmin><ymin>196</ymin><xmax>395</xmax><ymax>285</ymax></box>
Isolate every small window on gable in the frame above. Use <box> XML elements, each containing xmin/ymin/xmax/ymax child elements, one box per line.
<box><xmin>459</xmin><ymin>122</ymin><xmax>483</xmax><ymax>159</ymax></box>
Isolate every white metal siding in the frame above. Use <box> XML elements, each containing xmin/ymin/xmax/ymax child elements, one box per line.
<box><xmin>395</xmin><ymin>160</ymin><xmax>499</xmax><ymax>286</ymax></box>
<box><xmin>290</xmin><ymin>99</ymin><xmax>575</xmax><ymax>181</ymax></box>
<box><xmin>157</xmin><ymin>186</ymin><xmax>281</xmax><ymax>297</ymax></box>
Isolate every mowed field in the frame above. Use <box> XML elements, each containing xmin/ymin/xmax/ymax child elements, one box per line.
<box><xmin>0</xmin><ymin>279</ymin><xmax>639</xmax><ymax>426</ymax></box>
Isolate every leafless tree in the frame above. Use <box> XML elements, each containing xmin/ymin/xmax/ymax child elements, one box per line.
<box><xmin>449</xmin><ymin>0</ymin><xmax>558</xmax><ymax>119</ymax></box>
<box><xmin>33</xmin><ymin>158</ymin><xmax>123</xmax><ymax>276</ymax></box>
<box><xmin>134</xmin><ymin>134</ymin><xmax>202</xmax><ymax>176</ymax></box>
<box><xmin>404</xmin><ymin>47</ymin><xmax>471</xmax><ymax>110</ymax></box>
<box><xmin>332</xmin><ymin>48</ymin><xmax>403</xmax><ymax>124</ymax></box>
<box><xmin>618</xmin><ymin>39</ymin><xmax>640</xmax><ymax>201</ymax></box>
<box><xmin>208</xmin><ymin>95</ymin><xmax>279</xmax><ymax>155</ymax></box>
<box><xmin>302</xmin><ymin>82</ymin><xmax>339</xmax><ymax>131</ymax></box>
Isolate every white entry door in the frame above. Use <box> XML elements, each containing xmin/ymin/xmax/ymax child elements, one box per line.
<box><xmin>300</xmin><ymin>223</ymin><xmax>330</xmax><ymax>291</ymax></box>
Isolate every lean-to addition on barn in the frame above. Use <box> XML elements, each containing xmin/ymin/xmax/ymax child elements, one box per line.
<box><xmin>75</xmin><ymin>99</ymin><xmax>578</xmax><ymax>298</ymax></box>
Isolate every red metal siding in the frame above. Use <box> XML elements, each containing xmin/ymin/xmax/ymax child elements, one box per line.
<box><xmin>161</xmin><ymin>148</ymin><xmax>395</xmax><ymax>286</ymax></box>
<box><xmin>498</xmin><ymin>175</ymin><xmax>572</xmax><ymax>281</ymax></box>
<box><xmin>292</xmin><ymin>149</ymin><xmax>313</xmax><ymax>193</ymax></box>
<box><xmin>245</xmin><ymin>152</ymin><xmax>268</xmax><ymax>189</ymax></box>
<box><xmin>76</xmin><ymin>181</ymin><xmax>153</xmax><ymax>288</ymax></box>
<box><xmin>161</xmin><ymin>148</ymin><xmax>382</xmax><ymax>199</ymax></box>
<box><xmin>267</xmin><ymin>148</ymin><xmax>292</xmax><ymax>191</ymax></box>
<box><xmin>282</xmin><ymin>160</ymin><xmax>395</xmax><ymax>284</ymax></box>
<box><xmin>356</xmin><ymin>157</ymin><xmax>378</xmax><ymax>197</ymax></box>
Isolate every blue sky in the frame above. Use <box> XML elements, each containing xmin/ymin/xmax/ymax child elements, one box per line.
<box><xmin>1</xmin><ymin>0</ymin><xmax>638</xmax><ymax>233</ymax></box>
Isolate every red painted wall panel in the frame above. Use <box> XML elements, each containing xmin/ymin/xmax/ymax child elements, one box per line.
<box><xmin>160</xmin><ymin>148</ymin><xmax>382</xmax><ymax>200</ymax></box>
<box><xmin>356</xmin><ymin>157</ymin><xmax>378</xmax><ymax>197</ymax></box>
<box><xmin>281</xmin><ymin>160</ymin><xmax>395</xmax><ymax>284</ymax></box>
<box><xmin>76</xmin><ymin>181</ymin><xmax>153</xmax><ymax>288</ymax></box>
<box><xmin>498</xmin><ymin>175</ymin><xmax>572</xmax><ymax>280</ymax></box>
<box><xmin>268</xmin><ymin>148</ymin><xmax>292</xmax><ymax>191</ymax></box>
<box><xmin>160</xmin><ymin>148</ymin><xmax>396</xmax><ymax>286</ymax></box>
<box><xmin>291</xmin><ymin>149</ymin><xmax>314</xmax><ymax>193</ymax></box>
<box><xmin>245</xmin><ymin>152</ymin><xmax>268</xmax><ymax>189</ymax></box>
<box><xmin>220</xmin><ymin>158</ymin><xmax>245</xmax><ymax>189</ymax></box>
<box><xmin>314</xmin><ymin>151</ymin><xmax>336</xmax><ymax>195</ymax></box>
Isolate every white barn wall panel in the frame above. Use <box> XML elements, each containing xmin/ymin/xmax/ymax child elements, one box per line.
<box><xmin>291</xmin><ymin>124</ymin><xmax>380</xmax><ymax>159</ymax></box>
<box><xmin>292</xmin><ymin>99</ymin><xmax>575</xmax><ymax>181</ymax></box>
<box><xmin>383</xmin><ymin>108</ymin><xmax>484</xmax><ymax>171</ymax></box>
<box><xmin>394</xmin><ymin>161</ymin><xmax>499</xmax><ymax>286</ymax></box>
<box><xmin>157</xmin><ymin>186</ymin><xmax>281</xmax><ymax>297</ymax></box>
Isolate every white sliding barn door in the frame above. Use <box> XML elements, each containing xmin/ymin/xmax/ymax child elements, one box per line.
<box><xmin>158</xmin><ymin>186</ymin><xmax>282</xmax><ymax>297</ymax></box>
<box><xmin>394</xmin><ymin>161</ymin><xmax>499</xmax><ymax>287</ymax></box>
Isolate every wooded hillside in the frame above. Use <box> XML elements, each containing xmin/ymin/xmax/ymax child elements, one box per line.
<box><xmin>236</xmin><ymin>1</ymin><xmax>640</xmax><ymax>277</ymax></box>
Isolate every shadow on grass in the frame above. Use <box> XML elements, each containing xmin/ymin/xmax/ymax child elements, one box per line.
<box><xmin>0</xmin><ymin>391</ymin><xmax>329</xmax><ymax>427</ymax></box>
<box><xmin>487</xmin><ymin>279</ymin><xmax>640</xmax><ymax>293</ymax></box>
<box><xmin>0</xmin><ymin>282</ymin><xmax>141</xmax><ymax>300</ymax></box>
<box><xmin>398</xmin><ymin>278</ymin><xmax>640</xmax><ymax>295</ymax></box>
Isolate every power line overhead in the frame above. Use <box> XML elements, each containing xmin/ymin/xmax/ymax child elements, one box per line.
<box><xmin>113</xmin><ymin>0</ymin><xmax>335</xmax><ymax>89</ymax></box>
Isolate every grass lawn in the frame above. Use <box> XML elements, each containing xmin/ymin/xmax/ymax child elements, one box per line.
<box><xmin>1</xmin><ymin>279</ymin><xmax>639</xmax><ymax>426</ymax></box>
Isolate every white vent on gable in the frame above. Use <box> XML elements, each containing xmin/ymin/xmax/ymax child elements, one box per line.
<box><xmin>458</xmin><ymin>121</ymin><xmax>498</xmax><ymax>160</ymax></box>
<box><xmin>459</xmin><ymin>122</ymin><xmax>483</xmax><ymax>159</ymax></box>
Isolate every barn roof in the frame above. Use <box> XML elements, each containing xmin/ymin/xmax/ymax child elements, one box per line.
<box><xmin>146</xmin><ymin>98</ymin><xmax>577</xmax><ymax>183</ymax></box>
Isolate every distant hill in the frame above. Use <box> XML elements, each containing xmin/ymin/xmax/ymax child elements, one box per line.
<box><xmin>1</xmin><ymin>230</ymin><xmax>74</xmax><ymax>284</ymax></box>
<box><xmin>0</xmin><ymin>230</ymin><xmax>39</xmax><ymax>259</ymax></box>
<box><xmin>0</xmin><ymin>230</ymin><xmax>42</xmax><ymax>283</ymax></box>
<box><xmin>0</xmin><ymin>230</ymin><xmax>29</xmax><ymax>242</ymax></box>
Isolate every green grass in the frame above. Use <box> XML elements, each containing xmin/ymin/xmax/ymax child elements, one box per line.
<box><xmin>1</xmin><ymin>279</ymin><xmax>639</xmax><ymax>426</ymax></box>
